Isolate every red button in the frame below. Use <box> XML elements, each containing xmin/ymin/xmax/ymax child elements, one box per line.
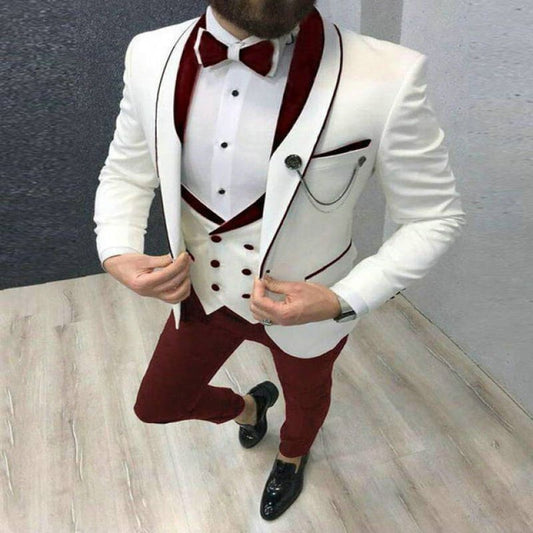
<box><xmin>242</xmin><ymin>294</ymin><xmax>251</xmax><ymax>299</ymax></box>
<box><xmin>244</xmin><ymin>244</ymin><xmax>254</xmax><ymax>250</ymax></box>
<box><xmin>241</xmin><ymin>268</ymin><xmax>251</xmax><ymax>275</ymax></box>
<box><xmin>211</xmin><ymin>284</ymin><xmax>220</xmax><ymax>291</ymax></box>
<box><xmin>211</xmin><ymin>260</ymin><xmax>220</xmax><ymax>267</ymax></box>
<box><xmin>211</xmin><ymin>235</ymin><xmax>222</xmax><ymax>242</ymax></box>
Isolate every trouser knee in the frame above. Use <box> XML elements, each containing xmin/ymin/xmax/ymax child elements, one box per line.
<box><xmin>133</xmin><ymin>395</ymin><xmax>194</xmax><ymax>424</ymax></box>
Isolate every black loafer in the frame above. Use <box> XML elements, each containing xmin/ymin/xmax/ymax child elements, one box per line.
<box><xmin>237</xmin><ymin>380</ymin><xmax>279</xmax><ymax>449</ymax></box>
<box><xmin>260</xmin><ymin>451</ymin><xmax>310</xmax><ymax>521</ymax></box>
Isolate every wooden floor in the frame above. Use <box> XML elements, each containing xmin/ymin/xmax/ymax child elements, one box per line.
<box><xmin>1</xmin><ymin>273</ymin><xmax>532</xmax><ymax>532</ymax></box>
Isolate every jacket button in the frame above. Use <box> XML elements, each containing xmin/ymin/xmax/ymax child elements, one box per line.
<box><xmin>211</xmin><ymin>235</ymin><xmax>222</xmax><ymax>242</ymax></box>
<box><xmin>243</xmin><ymin>244</ymin><xmax>254</xmax><ymax>250</ymax></box>
<box><xmin>218</xmin><ymin>188</ymin><xmax>225</xmax><ymax>194</ymax></box>
<box><xmin>241</xmin><ymin>268</ymin><xmax>251</xmax><ymax>275</ymax></box>
<box><xmin>211</xmin><ymin>260</ymin><xmax>220</xmax><ymax>268</ymax></box>
<box><xmin>242</xmin><ymin>293</ymin><xmax>250</xmax><ymax>299</ymax></box>
<box><xmin>211</xmin><ymin>283</ymin><xmax>220</xmax><ymax>291</ymax></box>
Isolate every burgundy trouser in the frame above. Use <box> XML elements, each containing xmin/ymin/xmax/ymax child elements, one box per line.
<box><xmin>133</xmin><ymin>285</ymin><xmax>349</xmax><ymax>458</ymax></box>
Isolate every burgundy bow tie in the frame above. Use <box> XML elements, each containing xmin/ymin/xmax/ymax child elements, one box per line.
<box><xmin>198</xmin><ymin>29</ymin><xmax>275</xmax><ymax>76</ymax></box>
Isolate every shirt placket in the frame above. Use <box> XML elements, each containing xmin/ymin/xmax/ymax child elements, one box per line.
<box><xmin>209</xmin><ymin>44</ymin><xmax>252</xmax><ymax>221</ymax></box>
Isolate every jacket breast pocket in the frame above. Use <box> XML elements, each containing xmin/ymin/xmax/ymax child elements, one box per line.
<box><xmin>303</xmin><ymin>139</ymin><xmax>372</xmax><ymax>204</ymax></box>
<box><xmin>311</xmin><ymin>138</ymin><xmax>371</xmax><ymax>159</ymax></box>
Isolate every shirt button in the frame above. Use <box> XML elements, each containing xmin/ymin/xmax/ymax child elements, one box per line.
<box><xmin>218</xmin><ymin>188</ymin><xmax>225</xmax><ymax>194</ymax></box>
<box><xmin>242</xmin><ymin>293</ymin><xmax>251</xmax><ymax>299</ymax></box>
<box><xmin>221</xmin><ymin>142</ymin><xmax>228</xmax><ymax>148</ymax></box>
<box><xmin>244</xmin><ymin>244</ymin><xmax>254</xmax><ymax>250</ymax></box>
<box><xmin>232</xmin><ymin>89</ymin><xmax>239</xmax><ymax>96</ymax></box>
<box><xmin>211</xmin><ymin>283</ymin><xmax>220</xmax><ymax>291</ymax></box>
<box><xmin>211</xmin><ymin>235</ymin><xmax>222</xmax><ymax>242</ymax></box>
<box><xmin>241</xmin><ymin>268</ymin><xmax>251</xmax><ymax>275</ymax></box>
<box><xmin>211</xmin><ymin>260</ymin><xmax>220</xmax><ymax>268</ymax></box>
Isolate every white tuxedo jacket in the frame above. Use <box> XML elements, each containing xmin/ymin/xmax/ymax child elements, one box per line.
<box><xmin>94</xmin><ymin>7</ymin><xmax>466</xmax><ymax>358</ymax></box>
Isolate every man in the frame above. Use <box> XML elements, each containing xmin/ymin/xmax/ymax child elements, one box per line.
<box><xmin>93</xmin><ymin>0</ymin><xmax>466</xmax><ymax>521</ymax></box>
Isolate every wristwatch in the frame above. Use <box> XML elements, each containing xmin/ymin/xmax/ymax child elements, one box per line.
<box><xmin>333</xmin><ymin>294</ymin><xmax>358</xmax><ymax>322</ymax></box>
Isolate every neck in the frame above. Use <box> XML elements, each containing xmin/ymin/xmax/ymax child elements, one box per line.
<box><xmin>210</xmin><ymin>5</ymin><xmax>252</xmax><ymax>40</ymax></box>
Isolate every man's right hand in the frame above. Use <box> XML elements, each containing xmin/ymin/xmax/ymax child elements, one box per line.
<box><xmin>103</xmin><ymin>251</ymin><xmax>193</xmax><ymax>304</ymax></box>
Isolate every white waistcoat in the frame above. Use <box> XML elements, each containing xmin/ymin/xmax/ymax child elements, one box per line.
<box><xmin>180</xmin><ymin>196</ymin><xmax>263</xmax><ymax>324</ymax></box>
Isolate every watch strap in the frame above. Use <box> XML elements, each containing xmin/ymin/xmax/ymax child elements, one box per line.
<box><xmin>333</xmin><ymin>293</ymin><xmax>357</xmax><ymax>321</ymax></box>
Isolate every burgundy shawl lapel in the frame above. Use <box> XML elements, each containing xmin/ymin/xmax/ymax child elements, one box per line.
<box><xmin>174</xmin><ymin>7</ymin><xmax>325</xmax><ymax>235</ymax></box>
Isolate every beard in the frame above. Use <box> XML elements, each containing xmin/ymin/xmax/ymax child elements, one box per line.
<box><xmin>208</xmin><ymin>0</ymin><xmax>316</xmax><ymax>39</ymax></box>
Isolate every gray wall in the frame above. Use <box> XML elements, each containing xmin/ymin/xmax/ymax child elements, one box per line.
<box><xmin>322</xmin><ymin>0</ymin><xmax>532</xmax><ymax>415</ymax></box>
<box><xmin>1</xmin><ymin>1</ymin><xmax>203</xmax><ymax>290</ymax></box>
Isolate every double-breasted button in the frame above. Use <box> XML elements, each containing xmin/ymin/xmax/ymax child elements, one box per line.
<box><xmin>242</xmin><ymin>268</ymin><xmax>251</xmax><ymax>275</ymax></box>
<box><xmin>221</xmin><ymin>142</ymin><xmax>228</xmax><ymax>148</ymax></box>
<box><xmin>211</xmin><ymin>283</ymin><xmax>220</xmax><ymax>291</ymax></box>
<box><xmin>211</xmin><ymin>260</ymin><xmax>220</xmax><ymax>268</ymax></box>
<box><xmin>218</xmin><ymin>188</ymin><xmax>225</xmax><ymax>194</ymax></box>
<box><xmin>211</xmin><ymin>235</ymin><xmax>222</xmax><ymax>242</ymax></box>
<box><xmin>244</xmin><ymin>244</ymin><xmax>254</xmax><ymax>250</ymax></box>
<box><xmin>242</xmin><ymin>294</ymin><xmax>251</xmax><ymax>299</ymax></box>
<box><xmin>232</xmin><ymin>89</ymin><xmax>239</xmax><ymax>96</ymax></box>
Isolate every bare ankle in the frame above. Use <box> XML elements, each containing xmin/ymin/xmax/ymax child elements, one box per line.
<box><xmin>234</xmin><ymin>394</ymin><xmax>256</xmax><ymax>425</ymax></box>
<box><xmin>277</xmin><ymin>452</ymin><xmax>302</xmax><ymax>469</ymax></box>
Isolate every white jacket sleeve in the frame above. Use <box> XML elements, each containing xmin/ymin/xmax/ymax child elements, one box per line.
<box><xmin>99</xmin><ymin>247</ymin><xmax>141</xmax><ymax>272</ymax></box>
<box><xmin>93</xmin><ymin>35</ymin><xmax>159</xmax><ymax>271</ymax></box>
<box><xmin>329</xmin><ymin>53</ymin><xmax>467</xmax><ymax>315</ymax></box>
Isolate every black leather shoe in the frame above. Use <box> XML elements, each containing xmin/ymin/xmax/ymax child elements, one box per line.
<box><xmin>260</xmin><ymin>451</ymin><xmax>310</xmax><ymax>520</ymax></box>
<box><xmin>237</xmin><ymin>381</ymin><xmax>279</xmax><ymax>449</ymax></box>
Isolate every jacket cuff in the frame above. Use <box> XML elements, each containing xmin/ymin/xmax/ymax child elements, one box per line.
<box><xmin>328</xmin><ymin>282</ymin><xmax>370</xmax><ymax>317</ymax></box>
<box><xmin>100</xmin><ymin>246</ymin><xmax>140</xmax><ymax>272</ymax></box>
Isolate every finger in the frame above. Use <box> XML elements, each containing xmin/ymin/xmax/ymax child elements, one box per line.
<box><xmin>252</xmin><ymin>276</ymin><xmax>265</xmax><ymax>298</ymax></box>
<box><xmin>252</xmin><ymin>277</ymin><xmax>282</xmax><ymax>320</ymax></box>
<box><xmin>251</xmin><ymin>276</ymin><xmax>268</xmax><ymax>309</ymax></box>
<box><xmin>157</xmin><ymin>269</ymin><xmax>189</xmax><ymax>293</ymax></box>
<box><xmin>146</xmin><ymin>253</ymin><xmax>174</xmax><ymax>270</ymax></box>
<box><xmin>251</xmin><ymin>277</ymin><xmax>265</xmax><ymax>318</ymax></box>
<box><xmin>160</xmin><ymin>276</ymin><xmax>192</xmax><ymax>295</ymax></box>
<box><xmin>159</xmin><ymin>277</ymin><xmax>191</xmax><ymax>303</ymax></box>
<box><xmin>143</xmin><ymin>252</ymin><xmax>191</xmax><ymax>288</ymax></box>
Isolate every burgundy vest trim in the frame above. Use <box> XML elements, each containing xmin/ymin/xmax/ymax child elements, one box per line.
<box><xmin>181</xmin><ymin>184</ymin><xmax>225</xmax><ymax>224</ymax></box>
<box><xmin>181</xmin><ymin>183</ymin><xmax>265</xmax><ymax>235</ymax></box>
<box><xmin>210</xmin><ymin>194</ymin><xmax>265</xmax><ymax>235</ymax></box>
<box><xmin>174</xmin><ymin>7</ymin><xmax>324</xmax><ymax>234</ymax></box>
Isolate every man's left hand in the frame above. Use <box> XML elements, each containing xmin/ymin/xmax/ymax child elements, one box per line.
<box><xmin>250</xmin><ymin>274</ymin><xmax>341</xmax><ymax>326</ymax></box>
